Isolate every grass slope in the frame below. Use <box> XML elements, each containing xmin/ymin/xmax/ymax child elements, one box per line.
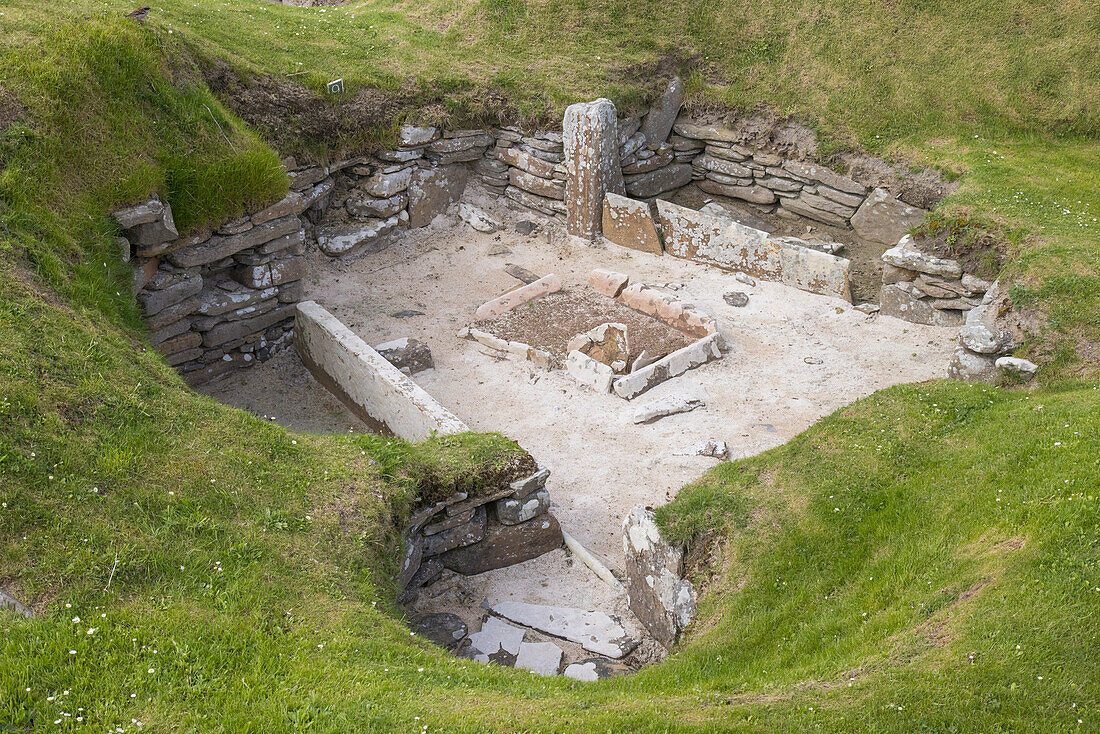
<box><xmin>0</xmin><ymin>2</ymin><xmax>1097</xmax><ymax>732</ymax></box>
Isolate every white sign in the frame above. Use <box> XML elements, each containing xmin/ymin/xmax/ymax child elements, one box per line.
<box><xmin>327</xmin><ymin>78</ymin><xmax>344</xmax><ymax>95</ymax></box>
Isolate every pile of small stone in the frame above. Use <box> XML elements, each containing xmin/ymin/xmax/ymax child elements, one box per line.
<box><xmin>489</xmin><ymin>128</ymin><xmax>568</xmax><ymax>217</ymax></box>
<box><xmin>879</xmin><ymin>235</ymin><xmax>990</xmax><ymax>327</ymax></box>
<box><xmin>399</xmin><ymin>467</ymin><xmax>563</xmax><ymax>603</ymax></box>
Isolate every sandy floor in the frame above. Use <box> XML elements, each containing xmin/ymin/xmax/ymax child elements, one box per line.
<box><xmin>200</xmin><ymin>185</ymin><xmax>957</xmax><ymax>660</ymax></box>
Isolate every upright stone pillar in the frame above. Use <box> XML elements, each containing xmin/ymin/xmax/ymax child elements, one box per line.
<box><xmin>563</xmin><ymin>99</ymin><xmax>624</xmax><ymax>239</ymax></box>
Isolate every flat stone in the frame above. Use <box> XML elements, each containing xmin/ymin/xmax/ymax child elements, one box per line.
<box><xmin>410</xmin><ymin>613</ymin><xmax>467</xmax><ymax>649</ymax></box>
<box><xmin>407</xmin><ymin>165</ymin><xmax>468</xmax><ymax>228</ymax></box>
<box><xmin>514</xmin><ymin>641</ymin><xmax>564</xmax><ymax>676</ymax></box>
<box><xmin>851</xmin><ymin>187</ymin><xmax>925</xmax><ymax>245</ymax></box>
<box><xmin>422</xmin><ymin>506</ymin><xmax>488</xmax><ymax>557</ymax></box>
<box><xmin>621</xmin><ymin>146</ymin><xmax>675</xmax><ymax>175</ymax></box>
<box><xmin>508</xmin><ymin>467</ymin><xmax>550</xmax><ymax>499</ymax></box>
<box><xmin>589</xmin><ymin>268</ymin><xmax>630</xmax><ymax>298</ymax></box>
<box><xmin>422</xmin><ymin>508</ymin><xmax>476</xmax><ymax>536</ymax></box>
<box><xmin>640</xmin><ymin>77</ymin><xmax>684</xmax><ymax>144</ymax></box>
<box><xmin>674</xmin><ymin>439</ymin><xmax>729</xmax><ymax>458</ymax></box>
<box><xmin>438</xmin><ymin>514</ymin><xmax>563</xmax><ymax>575</ymax></box>
<box><xmin>779</xmin><ymin>195</ymin><xmax>850</xmax><ymax>227</ymax></box>
<box><xmin>363</xmin><ymin>167</ymin><xmax>412</xmax><ymax>198</ymax></box>
<box><xmin>566</xmin><ymin>349</ymin><xmax>615</xmax><ymax>393</ymax></box>
<box><xmin>168</xmin><ymin>216</ymin><xmax>303</xmax><ymax>268</ymax></box>
<box><xmin>126</xmin><ymin>203</ymin><xmax>179</xmax><ymax>247</ymax></box>
<box><xmin>467</xmin><ymin>617</ymin><xmax>525</xmax><ymax>665</ymax></box>
<box><xmin>112</xmin><ymin>198</ymin><xmax>166</xmax><ymax>229</ymax></box>
<box><xmin>622</xmin><ymin>505</ymin><xmax>696</xmax><ymax>647</ymax></box>
<box><xmin>509</xmin><ymin>168</ymin><xmax>564</xmax><ymax>200</ymax></box>
<box><xmin>202</xmin><ymin>305</ymin><xmax>295</xmax><ymax>348</ymax></box>
<box><xmin>428</xmin><ymin>134</ymin><xmax>494</xmax><ymax>154</ymax></box>
<box><xmin>960</xmin><ymin>304</ymin><xmax>1006</xmax><ymax>354</ymax></box>
<box><xmin>882</xmin><ymin>235</ymin><xmax>962</xmax><ymax>278</ymax></box>
<box><xmin>287</xmin><ymin>167</ymin><xmax>325</xmax><ymax>192</ymax></box>
<box><xmin>475</xmin><ymin>273</ymin><xmax>561</xmax><ymax>320</ymax></box>
<box><xmin>948</xmin><ymin>346</ymin><xmax>998</xmax><ymax>382</ymax></box>
<box><xmin>573</xmin><ymin>322</ymin><xmax>630</xmax><ymax>371</ymax></box>
<box><xmin>723</xmin><ymin>290</ymin><xmax>749</xmax><ymax>307</ymax></box>
<box><xmin>996</xmin><ymin>356</ymin><xmax>1039</xmax><ymax>377</ymax></box>
<box><xmin>398</xmin><ymin>125</ymin><xmax>440</xmax><ymax>148</ymax></box>
<box><xmin>632</xmin><ymin>394</ymin><xmax>704</xmax><ymax>424</ymax></box>
<box><xmin>879</xmin><ymin>284</ymin><xmax>965</xmax><ymax>327</ymax></box>
<box><xmin>602</xmin><ymin>193</ymin><xmax>663</xmax><ymax>255</ymax></box>
<box><xmin>138</xmin><ymin>272</ymin><xmax>203</xmax><ymax>316</ymax></box>
<box><xmin>458</xmin><ymin>203</ymin><xmax>500</xmax><ymax>233</ymax></box>
<box><xmin>496</xmin><ymin>489</ymin><xmax>550</xmax><ymax>525</ymax></box>
<box><xmin>377</xmin><ymin>149</ymin><xmax>423</xmax><ymax>163</ymax></box>
<box><xmin>490</xmin><ymin>601</ymin><xmax>640</xmax><ymax>659</ymax></box>
<box><xmin>782</xmin><ymin>161</ymin><xmax>866</xmax><ymax>195</ymax></box>
<box><xmin>233</xmin><ymin>257</ymin><xmax>305</xmax><ymax>289</ymax></box>
<box><xmin>317</xmin><ymin>214</ymin><xmax>404</xmax><ymax>257</ymax></box>
<box><xmin>672</xmin><ymin>121</ymin><xmax>742</xmax><ymax>144</ymax></box>
<box><xmin>346</xmin><ymin>192</ymin><xmax>407</xmax><ymax>219</ymax></box>
<box><xmin>624</xmin><ymin>164</ymin><xmax>693</xmax><ymax>198</ymax></box>
<box><xmin>496</xmin><ymin>146</ymin><xmax>559</xmax><ymax>179</ymax></box>
<box><xmin>374</xmin><ymin>337</ymin><xmax>434</xmax><ymax>374</ymax></box>
<box><xmin>563</xmin><ymin>657</ymin><xmax>633</xmax><ymax>682</ymax></box>
<box><xmin>505</xmin><ymin>186</ymin><xmax>567</xmax><ymax>217</ymax></box>
<box><xmin>612</xmin><ymin>334</ymin><xmax>722</xmax><ymax>400</ymax></box>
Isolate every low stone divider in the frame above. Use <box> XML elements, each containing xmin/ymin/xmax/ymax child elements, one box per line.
<box><xmin>294</xmin><ymin>300</ymin><xmax>468</xmax><ymax>441</ymax></box>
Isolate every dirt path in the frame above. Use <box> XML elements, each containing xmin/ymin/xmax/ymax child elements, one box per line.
<box><xmin>201</xmin><ymin>185</ymin><xmax>957</xmax><ymax>654</ymax></box>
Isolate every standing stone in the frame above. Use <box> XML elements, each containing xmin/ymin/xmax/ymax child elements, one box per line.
<box><xmin>640</xmin><ymin>77</ymin><xmax>685</xmax><ymax>145</ymax></box>
<box><xmin>563</xmin><ymin>99</ymin><xmax>624</xmax><ymax>239</ymax></box>
<box><xmin>602</xmin><ymin>193</ymin><xmax>663</xmax><ymax>254</ymax></box>
<box><xmin>622</xmin><ymin>505</ymin><xmax>696</xmax><ymax>648</ymax></box>
<box><xmin>407</xmin><ymin>165</ymin><xmax>468</xmax><ymax>228</ymax></box>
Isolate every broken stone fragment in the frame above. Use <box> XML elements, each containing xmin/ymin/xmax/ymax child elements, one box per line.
<box><xmin>601</xmin><ymin>192</ymin><xmax>663</xmax><ymax>255</ymax></box>
<box><xmin>851</xmin><ymin>187</ymin><xmax>926</xmax><ymax>246</ymax></box>
<box><xmin>588</xmin><ymin>269</ymin><xmax>630</xmax><ymax>298</ymax></box>
<box><xmin>495</xmin><ymin>488</ymin><xmax>550</xmax><ymax>525</ymax></box>
<box><xmin>514</xmin><ymin>641</ymin><xmax>564</xmax><ymax>676</ymax></box>
<box><xmin>488</xmin><ymin>601</ymin><xmax>640</xmax><ymax>659</ymax></box>
<box><xmin>407</xmin><ymin>165</ymin><xmax>468</xmax><ymax>228</ymax></box>
<box><xmin>563</xmin><ymin>657</ymin><xmax>633</xmax><ymax>681</ymax></box>
<box><xmin>572</xmin><ymin>322</ymin><xmax>630</xmax><ymax>372</ymax></box>
<box><xmin>622</xmin><ymin>505</ymin><xmax>696</xmax><ymax>648</ymax></box>
<box><xmin>632</xmin><ymin>394</ymin><xmax>705</xmax><ymax>424</ymax></box>
<box><xmin>458</xmin><ymin>203</ymin><xmax>500</xmax><ymax>233</ymax></box>
<box><xmin>882</xmin><ymin>235</ymin><xmax>962</xmax><ymax>278</ymax></box>
<box><xmin>474</xmin><ymin>273</ymin><xmax>561</xmax><ymax>320</ymax></box>
<box><xmin>640</xmin><ymin>77</ymin><xmax>685</xmax><ymax>145</ymax></box>
<box><xmin>374</xmin><ymin>337</ymin><xmax>434</xmax><ymax>374</ymax></box>
<box><xmin>316</xmin><ymin>214</ymin><xmax>404</xmax><ymax>257</ymax></box>
<box><xmin>422</xmin><ymin>506</ymin><xmax>488</xmax><ymax>557</ymax></box>
<box><xmin>996</xmin><ymin>356</ymin><xmax>1039</xmax><ymax>377</ymax></box>
<box><xmin>723</xmin><ymin>290</ymin><xmax>749</xmax><ymax>307</ymax></box>
<box><xmin>467</xmin><ymin>617</ymin><xmax>525</xmax><ymax>665</ymax></box>
<box><xmin>947</xmin><ymin>345</ymin><xmax>998</xmax><ymax>382</ymax></box>
<box><xmin>437</xmin><ymin>513</ymin><xmax>563</xmax><ymax>575</ymax></box>
<box><xmin>346</xmin><ymin>192</ymin><xmax>407</xmax><ymax>219</ymax></box>
<box><xmin>566</xmin><ymin>349</ymin><xmax>615</xmax><ymax>393</ymax></box>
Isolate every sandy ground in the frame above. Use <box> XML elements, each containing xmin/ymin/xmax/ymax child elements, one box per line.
<box><xmin>200</xmin><ymin>184</ymin><xmax>957</xmax><ymax>662</ymax></box>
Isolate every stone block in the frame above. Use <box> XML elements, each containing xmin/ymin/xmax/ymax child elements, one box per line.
<box><xmin>588</xmin><ymin>269</ymin><xmax>630</xmax><ymax>298</ymax></box>
<box><xmin>505</xmin><ymin>186</ymin><xmax>566</xmax><ymax>217</ymax></box>
<box><xmin>620</xmin><ymin>146</ymin><xmax>674</xmax><ymax>175</ymax></box>
<box><xmin>202</xmin><ymin>304</ymin><xmax>295</xmax><ymax>348</ymax></box>
<box><xmin>881</xmin><ymin>235</ymin><xmax>962</xmax><ymax>278</ymax></box>
<box><xmin>422</xmin><ymin>506</ymin><xmax>487</xmax><ymax>556</ymax></box>
<box><xmin>509</xmin><ymin>168</ymin><xmax>564</xmax><ymax>200</ymax></box>
<box><xmin>612</xmin><ymin>334</ymin><xmax>722</xmax><ymax>399</ymax></box>
<box><xmin>295</xmin><ymin>301</ymin><xmax>468</xmax><ymax>440</ymax></box>
<box><xmin>496</xmin><ymin>146</ymin><xmax>559</xmax><ymax>179</ymax></box>
<box><xmin>697</xmin><ymin>179</ymin><xmax>777</xmax><ymax>205</ymax></box>
<box><xmin>438</xmin><ymin>513</ymin><xmax>563</xmax><ymax>575</ymax></box>
<box><xmin>632</xmin><ymin>394</ymin><xmax>704</xmax><ymax>424</ymax></box>
<box><xmin>363</xmin><ymin>167</ymin><xmax>412</xmax><ymax>198</ymax></box>
<box><xmin>398</xmin><ymin>125</ymin><xmax>440</xmax><ymax>148</ymax></box>
<box><xmin>777</xmin><ymin>241</ymin><xmax>852</xmax><ymax>302</ymax></box>
<box><xmin>168</xmin><ymin>216</ymin><xmax>303</xmax><ymax>268</ymax></box>
<box><xmin>851</xmin><ymin>187</ymin><xmax>925</xmax><ymax>245</ymax></box>
<box><xmin>564</xmin><ymin>99</ymin><xmax>624</xmax><ymax>239</ymax></box>
<box><xmin>138</xmin><ymin>271</ymin><xmax>202</xmax><ymax>316</ymax></box>
<box><xmin>879</xmin><ymin>284</ymin><xmax>965</xmax><ymax>326</ymax></box>
<box><xmin>514</xmin><ymin>641</ymin><xmax>564</xmax><ymax>676</ymax></box>
<box><xmin>112</xmin><ymin>198</ymin><xmax>167</xmax><ymax>229</ymax></box>
<box><xmin>496</xmin><ymin>488</ymin><xmax>550</xmax><ymax>525</ymax></box>
<box><xmin>996</xmin><ymin>356</ymin><xmax>1038</xmax><ymax>377</ymax></box>
<box><xmin>317</xmin><ymin>214</ymin><xmax>404</xmax><ymax>257</ymax></box>
<box><xmin>566</xmin><ymin>350</ymin><xmax>614</xmax><ymax>393</ymax></box>
<box><xmin>671</xmin><ymin>121</ymin><xmax>741</xmax><ymax>144</ymax></box>
<box><xmin>948</xmin><ymin>346</ymin><xmax>998</xmax><ymax>382</ymax></box>
<box><xmin>407</xmin><ymin>165</ymin><xmax>467</xmax><ymax>228</ymax></box>
<box><xmin>573</xmin><ymin>322</ymin><xmax>630</xmax><ymax>371</ymax></box>
<box><xmin>232</xmin><ymin>257</ymin><xmax>305</xmax><ymax>289</ymax></box>
<box><xmin>347</xmin><ymin>192</ymin><xmax>407</xmax><ymax>219</ymax></box>
<box><xmin>624</xmin><ymin>163</ymin><xmax>693</xmax><ymax>198</ymax></box>
<box><xmin>640</xmin><ymin>77</ymin><xmax>684</xmax><ymax>145</ymax></box>
<box><xmin>622</xmin><ymin>505</ymin><xmax>696</xmax><ymax>648</ymax></box>
<box><xmin>656</xmin><ymin>200</ymin><xmax>780</xmax><ymax>280</ymax></box>
<box><xmin>782</xmin><ymin>161</ymin><xmax>866</xmax><ymax>195</ymax></box>
<box><xmin>474</xmin><ymin>273</ymin><xmax>561</xmax><ymax>320</ymax></box>
<box><xmin>601</xmin><ymin>193</ymin><xmax>662</xmax><ymax>255</ymax></box>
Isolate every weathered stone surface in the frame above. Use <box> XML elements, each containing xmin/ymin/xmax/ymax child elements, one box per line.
<box><xmin>155</xmin><ymin>331</ymin><xmax>202</xmax><ymax>356</ymax></box>
<box><xmin>778</xmin><ymin>195</ymin><xmax>849</xmax><ymax>227</ymax></box>
<box><xmin>566</xmin><ymin>350</ymin><xmax>615</xmax><ymax>393</ymax></box>
<box><xmin>601</xmin><ymin>193</ymin><xmax>662</xmax><ymax>255</ymax></box>
<box><xmin>851</xmin><ymin>187</ymin><xmax>925</xmax><ymax>245</ymax></box>
<box><xmin>145</xmin><ymin>296</ymin><xmax>201</xmax><ymax>331</ymax></box>
<box><xmin>410</xmin><ymin>613</ymin><xmax>467</xmax><ymax>649</ymax></box>
<box><xmin>422</xmin><ymin>508</ymin><xmax>476</xmax><ymax>536</ymax></box>
<box><xmin>588</xmin><ymin>268</ymin><xmax>630</xmax><ymax>298</ymax></box>
<box><xmin>259</xmin><ymin>229</ymin><xmax>306</xmax><ymax>256</ymax></box>
<box><xmin>672</xmin><ymin>121</ymin><xmax>742</xmax><ymax>144</ymax></box>
<box><xmin>699</xmin><ymin>155</ymin><xmax>752</xmax><ymax>178</ymax></box>
<box><xmin>782</xmin><ymin>161</ymin><xmax>866</xmax><ymax>195</ymax></box>
<box><xmin>612</xmin><ymin>334</ymin><xmax>722</xmax><ymax>399</ymax></box>
<box><xmin>438</xmin><ymin>513</ymin><xmax>563</xmax><ymax>575</ymax></box>
<box><xmin>375</xmin><ymin>337</ymin><xmax>434</xmax><ymax>374</ymax></box>
<box><xmin>475</xmin><ymin>273</ymin><xmax>561</xmax><ymax>320</ymax></box>
<box><xmin>496</xmin><ymin>146</ymin><xmax>559</xmax><ymax>179</ymax></box>
<box><xmin>505</xmin><ymin>186</ymin><xmax>567</xmax><ymax>216</ymax></box>
<box><xmin>778</xmin><ymin>243</ymin><xmax>852</xmax><ymax>302</ymax></box>
<box><xmin>572</xmin><ymin>323</ymin><xmax>630</xmax><ymax>372</ymax></box>
<box><xmin>112</xmin><ymin>198</ymin><xmax>166</xmax><ymax>229</ymax></box>
<box><xmin>959</xmin><ymin>304</ymin><xmax>1006</xmax><ymax>355</ymax></box>
<box><xmin>202</xmin><ymin>305</ymin><xmax>295</xmax><ymax>348</ymax></box>
<box><xmin>723</xmin><ymin>290</ymin><xmax>749</xmax><ymax>307</ymax></box>
<box><xmin>640</xmin><ymin>77</ymin><xmax>684</xmax><ymax>145</ymax></box>
<box><xmin>633</xmin><ymin>394</ymin><xmax>704</xmax><ymax>424</ymax></box>
<box><xmin>882</xmin><ymin>262</ymin><xmax>917</xmax><ymax>285</ymax></box>
<box><xmin>467</xmin><ymin>617</ymin><xmax>525</xmax><ymax>665</ymax></box>
<box><xmin>193</xmin><ymin>298</ymin><xmax>277</xmax><ymax>331</ymax></box>
<box><xmin>398</xmin><ymin>125</ymin><xmax>440</xmax><ymax>148</ymax></box>
<box><xmin>317</xmin><ymin>214</ymin><xmax>404</xmax><ymax>257</ymax></box>
<box><xmin>879</xmin><ymin>284</ymin><xmax>965</xmax><ymax>327</ymax></box>
<box><xmin>621</xmin><ymin>146</ymin><xmax>674</xmax><ymax>175</ymax></box>
<box><xmin>948</xmin><ymin>346</ymin><xmax>998</xmax><ymax>382</ymax></box>
<box><xmin>138</xmin><ymin>272</ymin><xmax>202</xmax><ymax>316</ymax></box>
<box><xmin>698</xmin><ymin>179</ymin><xmax>777</xmax><ymax>205</ymax></box>
<box><xmin>656</xmin><ymin>200</ymin><xmax>780</xmax><ymax>280</ymax></box>
<box><xmin>882</xmin><ymin>235</ymin><xmax>962</xmax><ymax>278</ymax></box>
<box><xmin>428</xmin><ymin>134</ymin><xmax>494</xmax><ymax>155</ymax></box>
<box><xmin>496</xmin><ymin>488</ymin><xmax>549</xmax><ymax>525</ymax></box>
<box><xmin>288</xmin><ymin>166</ymin><xmax>325</xmax><ymax>192</ymax></box>
<box><xmin>168</xmin><ymin>216</ymin><xmax>303</xmax><ymax>268</ymax></box>
<box><xmin>251</xmin><ymin>191</ymin><xmax>307</xmax><ymax>225</ymax></box>
<box><xmin>423</xmin><ymin>506</ymin><xmax>488</xmax><ymax>556</ymax></box>
<box><xmin>508</xmin><ymin>467</ymin><xmax>550</xmax><ymax>499</ymax></box>
<box><xmin>458</xmin><ymin>204</ymin><xmax>500</xmax><ymax>233</ymax></box>
<box><xmin>622</xmin><ymin>506</ymin><xmax>696</xmax><ymax>648</ymax></box>
<box><xmin>617</xmin><ymin>282</ymin><xmax>717</xmax><ymax>338</ymax></box>
<box><xmin>0</xmin><ymin>589</ymin><xmax>34</xmax><ymax>619</ymax></box>
<box><xmin>996</xmin><ymin>356</ymin><xmax>1039</xmax><ymax>377</ymax></box>
<box><xmin>509</xmin><ymin>168</ymin><xmax>565</xmax><ymax>200</ymax></box>
<box><xmin>563</xmin><ymin>657</ymin><xmax>633</xmax><ymax>681</ymax></box>
<box><xmin>233</xmin><ymin>257</ymin><xmax>305</xmax><ymax>289</ymax></box>
<box><xmin>295</xmin><ymin>301</ymin><xmax>468</xmax><ymax>441</ymax></box>
<box><xmin>624</xmin><ymin>164</ymin><xmax>693</xmax><ymax>199</ymax></box>
<box><xmin>346</xmin><ymin>192</ymin><xmax>407</xmax><ymax>219</ymax></box>
<box><xmin>514</xmin><ymin>641</ymin><xmax>564</xmax><ymax>676</ymax></box>
<box><xmin>407</xmin><ymin>165</ymin><xmax>468</xmax><ymax>228</ymax></box>
<box><xmin>148</xmin><ymin>317</ymin><xmax>192</xmax><ymax>345</ymax></box>
<box><xmin>363</xmin><ymin>167</ymin><xmax>412</xmax><ymax>198</ymax></box>
<box><xmin>563</xmin><ymin>99</ymin><xmax>624</xmax><ymax>239</ymax></box>
<box><xmin>490</xmin><ymin>601</ymin><xmax>640</xmax><ymax>659</ymax></box>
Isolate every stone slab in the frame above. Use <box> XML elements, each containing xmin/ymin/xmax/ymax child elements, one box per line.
<box><xmin>612</xmin><ymin>334</ymin><xmax>722</xmax><ymax>400</ymax></box>
<box><xmin>514</xmin><ymin>641</ymin><xmax>564</xmax><ymax>676</ymax></box>
<box><xmin>622</xmin><ymin>505</ymin><xmax>696</xmax><ymax>648</ymax></box>
<box><xmin>632</xmin><ymin>394</ymin><xmax>704</xmax><ymax>424</ymax></box>
<box><xmin>295</xmin><ymin>300</ymin><xmax>468</xmax><ymax>441</ymax></box>
<box><xmin>475</xmin><ymin>274</ymin><xmax>561</xmax><ymax>320</ymax></box>
<box><xmin>438</xmin><ymin>514</ymin><xmax>563</xmax><ymax>575</ymax></box>
<box><xmin>601</xmin><ymin>193</ymin><xmax>662</xmax><ymax>255</ymax></box>
<box><xmin>489</xmin><ymin>601</ymin><xmax>640</xmax><ymax>659</ymax></box>
<box><xmin>408</xmin><ymin>165</ymin><xmax>468</xmax><ymax>228</ymax></box>
<box><xmin>588</xmin><ymin>269</ymin><xmax>630</xmax><ymax>298</ymax></box>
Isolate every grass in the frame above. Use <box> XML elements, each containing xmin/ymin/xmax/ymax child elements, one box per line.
<box><xmin>0</xmin><ymin>0</ymin><xmax>1098</xmax><ymax>730</ymax></box>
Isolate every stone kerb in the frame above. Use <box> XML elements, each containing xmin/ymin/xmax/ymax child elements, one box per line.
<box><xmin>295</xmin><ymin>300</ymin><xmax>468</xmax><ymax>441</ymax></box>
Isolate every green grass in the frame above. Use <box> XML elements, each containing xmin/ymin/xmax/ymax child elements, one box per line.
<box><xmin>0</xmin><ymin>0</ymin><xmax>1098</xmax><ymax>730</ymax></box>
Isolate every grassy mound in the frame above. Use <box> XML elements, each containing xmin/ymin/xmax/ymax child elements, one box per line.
<box><xmin>0</xmin><ymin>2</ymin><xmax>1098</xmax><ymax>731</ymax></box>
